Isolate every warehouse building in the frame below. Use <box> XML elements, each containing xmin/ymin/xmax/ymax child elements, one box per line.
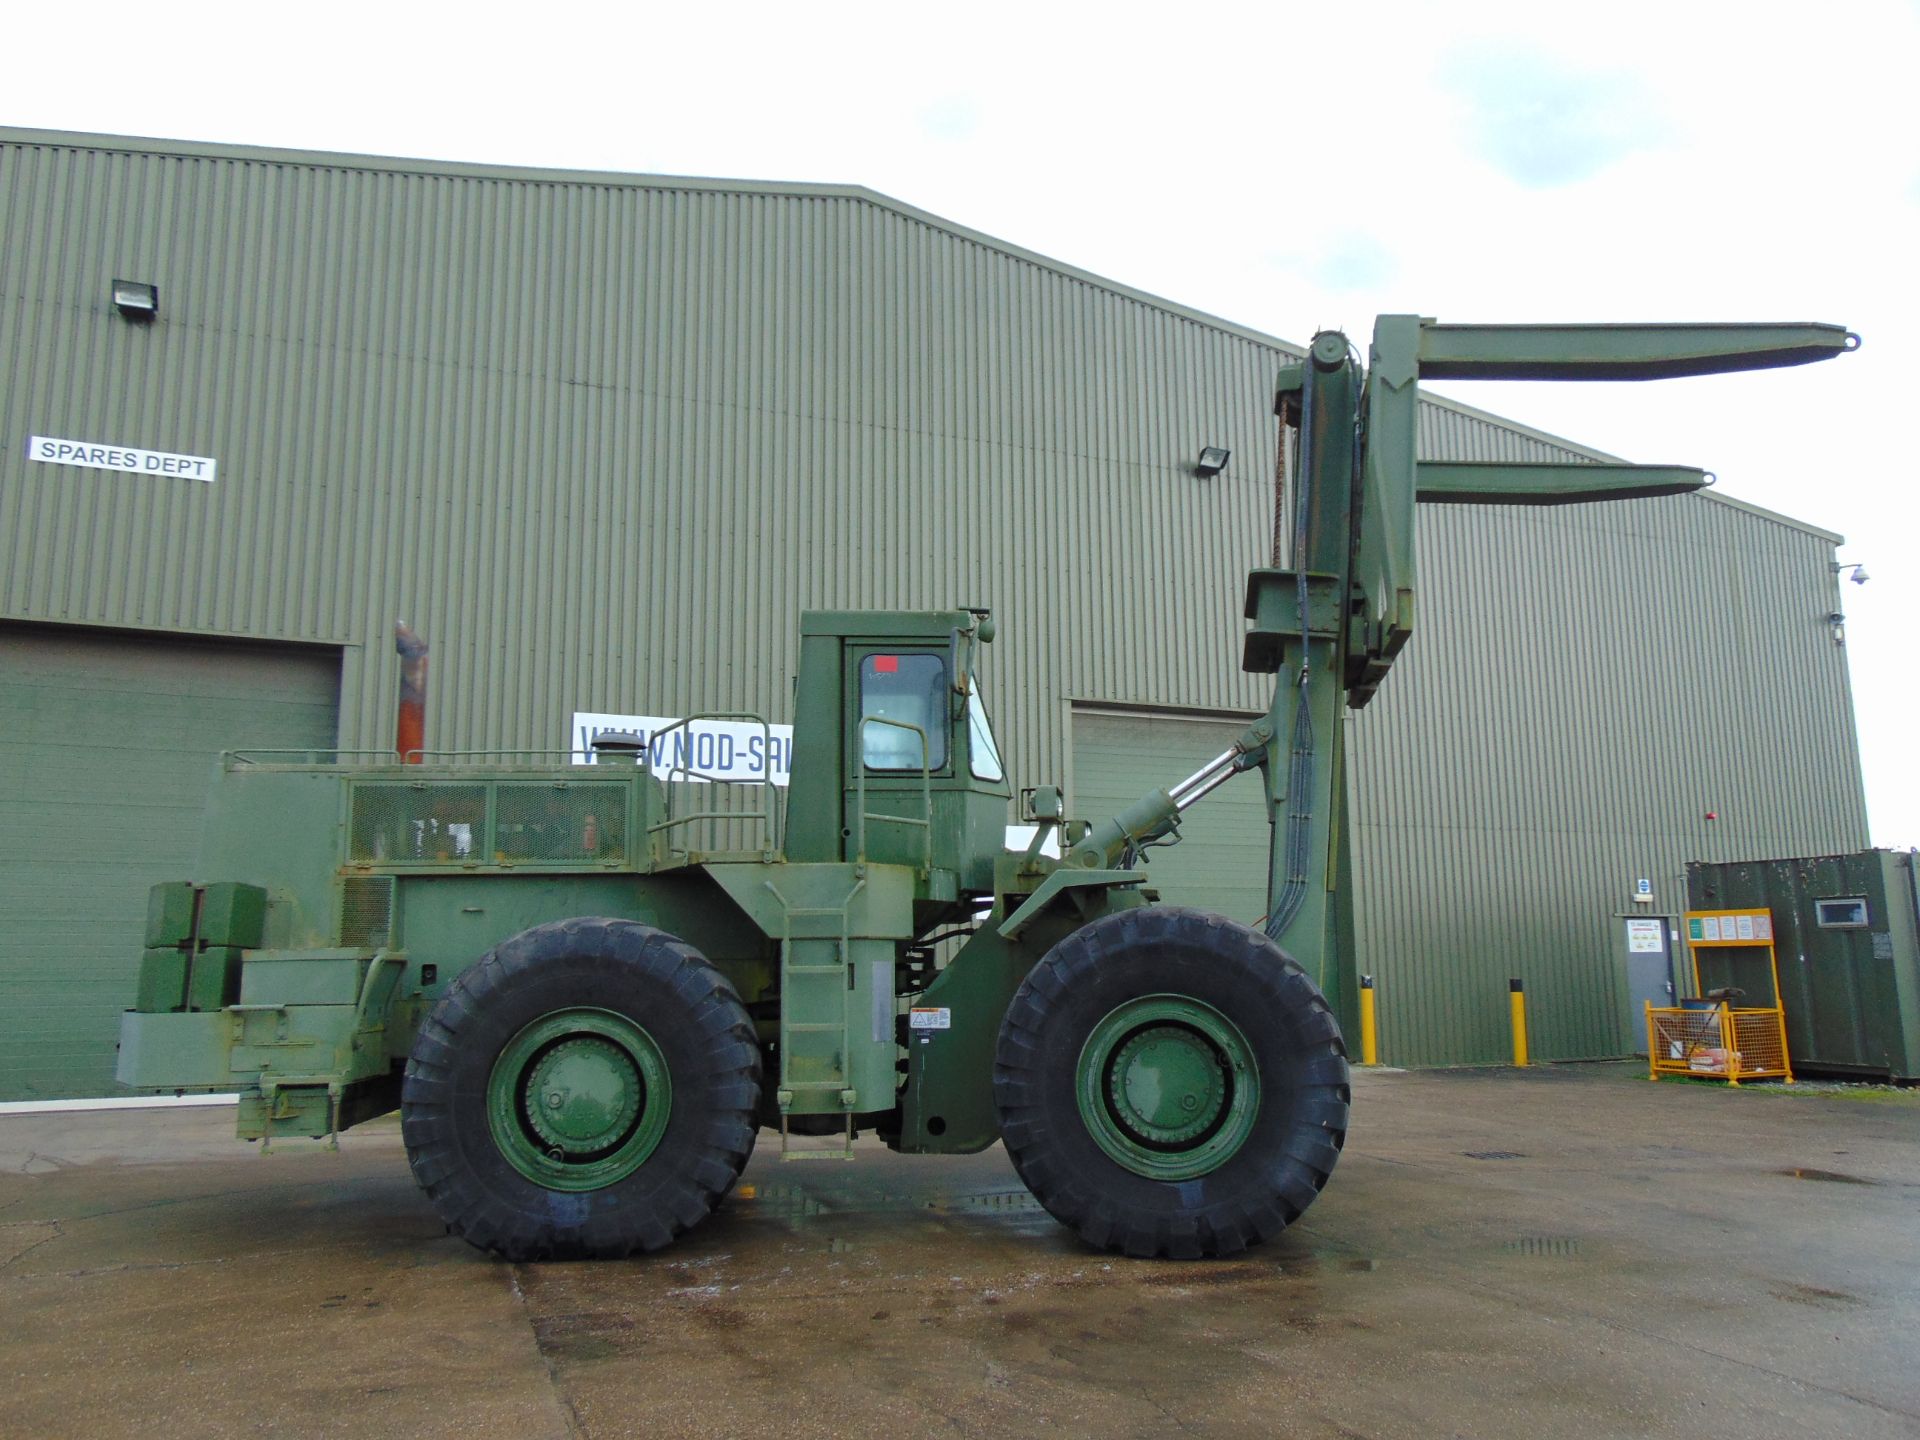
<box><xmin>0</xmin><ymin>128</ymin><xmax>1870</xmax><ymax>1099</ymax></box>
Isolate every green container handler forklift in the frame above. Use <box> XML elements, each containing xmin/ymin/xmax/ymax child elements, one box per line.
<box><xmin>117</xmin><ymin>316</ymin><xmax>1856</xmax><ymax>1259</ymax></box>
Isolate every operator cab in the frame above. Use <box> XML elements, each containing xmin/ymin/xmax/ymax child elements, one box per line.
<box><xmin>785</xmin><ymin>608</ymin><xmax>1011</xmax><ymax>900</ymax></box>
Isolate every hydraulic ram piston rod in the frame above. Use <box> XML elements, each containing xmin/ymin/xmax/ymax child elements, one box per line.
<box><xmin>1068</xmin><ymin>746</ymin><xmax>1251</xmax><ymax>869</ymax></box>
<box><xmin>1168</xmin><ymin>748</ymin><xmax>1245</xmax><ymax>811</ymax></box>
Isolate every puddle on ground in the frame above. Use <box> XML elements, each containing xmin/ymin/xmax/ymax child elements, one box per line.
<box><xmin>532</xmin><ymin>1310</ymin><xmax>641</xmax><ymax>1365</ymax></box>
<box><xmin>1503</xmin><ymin>1237</ymin><xmax>1581</xmax><ymax>1258</ymax></box>
<box><xmin>1769</xmin><ymin>1282</ymin><xmax>1866</xmax><ymax>1308</ymax></box>
<box><xmin>734</xmin><ymin>1182</ymin><xmax>831</xmax><ymax>1219</ymax></box>
<box><xmin>735</xmin><ymin>1181</ymin><xmax>1044</xmax><ymax>1223</ymax></box>
<box><xmin>1778</xmin><ymin>1167</ymin><xmax>1879</xmax><ymax>1185</ymax></box>
<box><xmin>942</xmin><ymin>1190</ymin><xmax>1045</xmax><ymax>1214</ymax></box>
<box><xmin>1138</xmin><ymin>1261</ymin><xmax>1275</xmax><ymax>1287</ymax></box>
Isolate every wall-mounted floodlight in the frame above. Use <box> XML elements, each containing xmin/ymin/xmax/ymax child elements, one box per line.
<box><xmin>1832</xmin><ymin>561</ymin><xmax>1869</xmax><ymax>585</ymax></box>
<box><xmin>112</xmin><ymin>279</ymin><xmax>159</xmax><ymax>322</ymax></box>
<box><xmin>1827</xmin><ymin>611</ymin><xmax>1847</xmax><ymax>645</ymax></box>
<box><xmin>1195</xmin><ymin>446</ymin><xmax>1230</xmax><ymax>478</ymax></box>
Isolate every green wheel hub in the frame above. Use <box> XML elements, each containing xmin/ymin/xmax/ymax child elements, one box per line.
<box><xmin>487</xmin><ymin>1008</ymin><xmax>671</xmax><ymax>1191</ymax></box>
<box><xmin>1076</xmin><ymin>994</ymin><xmax>1260</xmax><ymax>1181</ymax></box>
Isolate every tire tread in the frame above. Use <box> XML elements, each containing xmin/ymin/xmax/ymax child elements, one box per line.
<box><xmin>993</xmin><ymin>905</ymin><xmax>1349</xmax><ymax>1259</ymax></box>
<box><xmin>400</xmin><ymin>917</ymin><xmax>760</xmax><ymax>1261</ymax></box>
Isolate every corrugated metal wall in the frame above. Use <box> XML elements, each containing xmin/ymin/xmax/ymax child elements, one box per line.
<box><xmin>0</xmin><ymin>132</ymin><xmax>1293</xmax><ymax>785</ymax></box>
<box><xmin>1348</xmin><ymin>498</ymin><xmax>1868</xmax><ymax>1064</ymax></box>
<box><xmin>0</xmin><ymin>130</ymin><xmax>1869</xmax><ymax>1069</ymax></box>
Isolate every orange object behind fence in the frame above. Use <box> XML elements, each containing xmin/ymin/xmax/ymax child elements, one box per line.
<box><xmin>1646</xmin><ymin>1001</ymin><xmax>1792</xmax><ymax>1084</ymax></box>
<box><xmin>1646</xmin><ymin>907</ymin><xmax>1794</xmax><ymax>1086</ymax></box>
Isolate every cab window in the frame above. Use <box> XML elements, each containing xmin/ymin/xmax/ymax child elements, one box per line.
<box><xmin>859</xmin><ymin>654</ymin><xmax>948</xmax><ymax>771</ymax></box>
<box><xmin>967</xmin><ymin>687</ymin><xmax>1005</xmax><ymax>782</ymax></box>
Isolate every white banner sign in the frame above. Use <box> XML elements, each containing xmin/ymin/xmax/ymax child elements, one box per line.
<box><xmin>571</xmin><ymin>712</ymin><xmax>794</xmax><ymax>785</ymax></box>
<box><xmin>28</xmin><ymin>434</ymin><xmax>217</xmax><ymax>482</ymax></box>
<box><xmin>570</xmin><ymin>713</ymin><xmax>1045</xmax><ymax>854</ymax></box>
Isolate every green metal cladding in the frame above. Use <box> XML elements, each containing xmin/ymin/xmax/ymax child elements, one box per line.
<box><xmin>0</xmin><ymin>128</ymin><xmax>1870</xmax><ymax>1075</ymax></box>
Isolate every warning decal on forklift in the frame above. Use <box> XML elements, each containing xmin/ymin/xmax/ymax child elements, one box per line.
<box><xmin>909</xmin><ymin>1007</ymin><xmax>951</xmax><ymax>1031</ymax></box>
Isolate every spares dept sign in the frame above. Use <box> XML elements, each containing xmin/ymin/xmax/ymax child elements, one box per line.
<box><xmin>28</xmin><ymin>434</ymin><xmax>217</xmax><ymax>482</ymax></box>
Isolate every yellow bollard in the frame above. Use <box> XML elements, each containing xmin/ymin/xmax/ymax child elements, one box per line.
<box><xmin>1509</xmin><ymin>978</ymin><xmax>1530</xmax><ymax>1067</ymax></box>
<box><xmin>1358</xmin><ymin>974</ymin><xmax>1379</xmax><ymax>1065</ymax></box>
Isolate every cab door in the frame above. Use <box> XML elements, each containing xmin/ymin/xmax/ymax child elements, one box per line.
<box><xmin>843</xmin><ymin>648</ymin><xmax>951</xmax><ymax>872</ymax></box>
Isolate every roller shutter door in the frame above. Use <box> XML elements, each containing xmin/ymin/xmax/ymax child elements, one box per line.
<box><xmin>0</xmin><ymin>625</ymin><xmax>340</xmax><ymax>1100</ymax></box>
<box><xmin>1070</xmin><ymin>708</ymin><xmax>1269</xmax><ymax>926</ymax></box>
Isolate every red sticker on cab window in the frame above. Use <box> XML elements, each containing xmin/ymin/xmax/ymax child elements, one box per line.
<box><xmin>873</xmin><ymin>655</ymin><xmax>899</xmax><ymax>673</ymax></box>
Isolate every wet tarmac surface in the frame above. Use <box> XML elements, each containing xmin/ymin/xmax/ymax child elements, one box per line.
<box><xmin>2</xmin><ymin>1063</ymin><xmax>1917</xmax><ymax>1438</ymax></box>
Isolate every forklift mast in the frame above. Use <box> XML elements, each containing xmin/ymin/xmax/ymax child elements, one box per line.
<box><xmin>1242</xmin><ymin>318</ymin><xmax>1858</xmax><ymax>1035</ymax></box>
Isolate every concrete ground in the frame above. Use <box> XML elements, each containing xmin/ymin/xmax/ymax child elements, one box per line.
<box><xmin>1</xmin><ymin>1064</ymin><xmax>1915</xmax><ymax>1440</ymax></box>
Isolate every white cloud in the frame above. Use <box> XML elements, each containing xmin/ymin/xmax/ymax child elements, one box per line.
<box><xmin>916</xmin><ymin>96</ymin><xmax>983</xmax><ymax>143</ymax></box>
<box><xmin>1438</xmin><ymin>43</ymin><xmax>1669</xmax><ymax>187</ymax></box>
<box><xmin>1269</xmin><ymin>233</ymin><xmax>1400</xmax><ymax>293</ymax></box>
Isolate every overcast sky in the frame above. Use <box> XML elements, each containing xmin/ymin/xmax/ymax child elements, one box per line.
<box><xmin>11</xmin><ymin>1</ymin><xmax>1917</xmax><ymax>843</ymax></box>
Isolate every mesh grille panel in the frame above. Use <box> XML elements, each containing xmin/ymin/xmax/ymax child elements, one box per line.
<box><xmin>1650</xmin><ymin>1009</ymin><xmax>1722</xmax><ymax>1060</ymax></box>
<box><xmin>495</xmin><ymin>784</ymin><xmax>627</xmax><ymax>863</ymax></box>
<box><xmin>1728</xmin><ymin>1011</ymin><xmax>1789</xmax><ymax>1074</ymax></box>
<box><xmin>349</xmin><ymin>783</ymin><xmax>488</xmax><ymax>864</ymax></box>
<box><xmin>1648</xmin><ymin>1006</ymin><xmax>1790</xmax><ymax>1080</ymax></box>
<box><xmin>339</xmin><ymin>876</ymin><xmax>395</xmax><ymax>946</ymax></box>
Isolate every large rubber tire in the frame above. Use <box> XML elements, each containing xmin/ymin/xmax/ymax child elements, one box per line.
<box><xmin>993</xmin><ymin>906</ymin><xmax>1348</xmax><ymax>1259</ymax></box>
<box><xmin>401</xmin><ymin>917</ymin><xmax>760</xmax><ymax>1260</ymax></box>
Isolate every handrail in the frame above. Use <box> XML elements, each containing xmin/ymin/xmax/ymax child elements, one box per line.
<box><xmin>854</xmin><ymin>717</ymin><xmax>932</xmax><ymax>873</ymax></box>
<box><xmin>646</xmin><ymin>712</ymin><xmax>782</xmax><ymax>858</ymax></box>
<box><xmin>227</xmin><ymin>748</ymin><xmax>594</xmax><ymax>768</ymax></box>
